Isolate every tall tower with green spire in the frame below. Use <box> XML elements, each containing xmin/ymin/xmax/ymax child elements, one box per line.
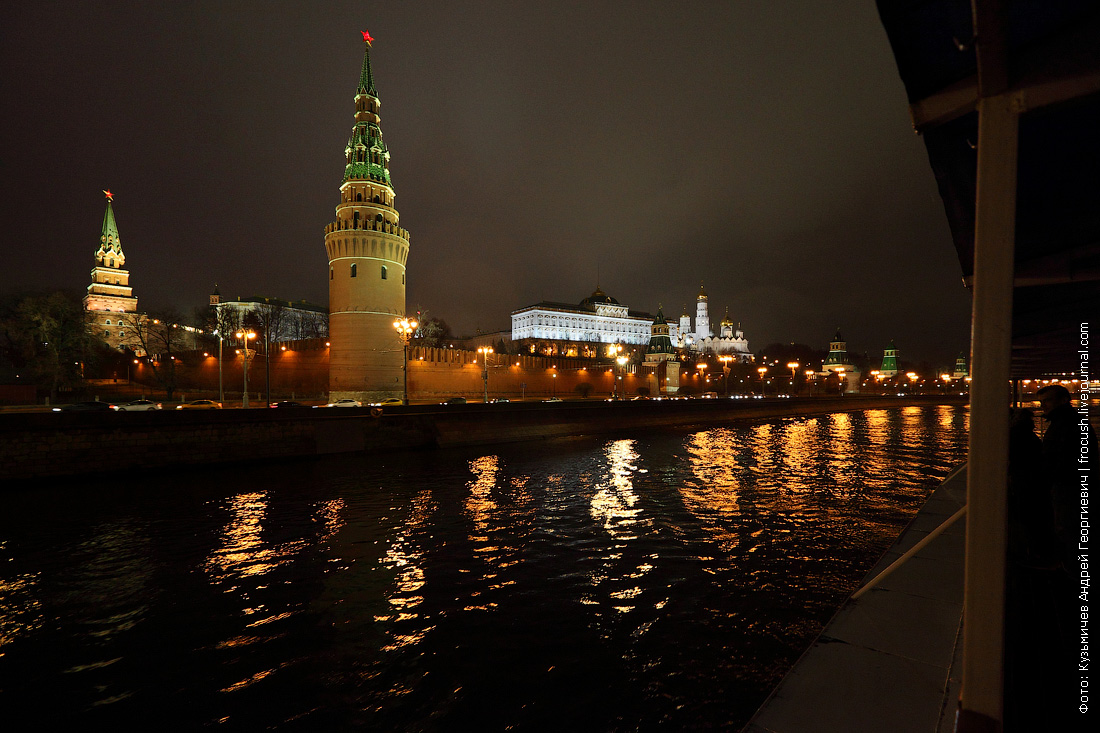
<box><xmin>324</xmin><ymin>31</ymin><xmax>412</xmax><ymax>401</ymax></box>
<box><xmin>84</xmin><ymin>189</ymin><xmax>138</xmax><ymax>350</ymax></box>
<box><xmin>879</xmin><ymin>340</ymin><xmax>899</xmax><ymax>377</ymax></box>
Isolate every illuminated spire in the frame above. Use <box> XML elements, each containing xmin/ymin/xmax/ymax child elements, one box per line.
<box><xmin>344</xmin><ymin>30</ymin><xmax>390</xmax><ymax>186</ymax></box>
<box><xmin>100</xmin><ymin>190</ymin><xmax>121</xmax><ymax>256</ymax></box>
<box><xmin>358</xmin><ymin>30</ymin><xmax>377</xmax><ymax>97</ymax></box>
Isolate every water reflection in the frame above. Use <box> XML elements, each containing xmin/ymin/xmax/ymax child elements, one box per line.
<box><xmin>0</xmin><ymin>541</ymin><xmax>42</xmax><ymax>654</ymax></box>
<box><xmin>590</xmin><ymin>439</ymin><xmax>644</xmax><ymax>539</ymax></box>
<box><xmin>0</xmin><ymin>406</ymin><xmax>970</xmax><ymax>730</ymax></box>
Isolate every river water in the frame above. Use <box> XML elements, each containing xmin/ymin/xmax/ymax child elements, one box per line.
<box><xmin>0</xmin><ymin>405</ymin><xmax>968</xmax><ymax>730</ymax></box>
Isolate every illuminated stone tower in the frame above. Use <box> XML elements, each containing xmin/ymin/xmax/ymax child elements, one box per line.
<box><xmin>694</xmin><ymin>282</ymin><xmax>711</xmax><ymax>342</ymax></box>
<box><xmin>880</xmin><ymin>340</ymin><xmax>899</xmax><ymax>377</ymax></box>
<box><xmin>324</xmin><ymin>31</ymin><xmax>411</xmax><ymax>401</ymax></box>
<box><xmin>84</xmin><ymin>190</ymin><xmax>138</xmax><ymax>350</ymax></box>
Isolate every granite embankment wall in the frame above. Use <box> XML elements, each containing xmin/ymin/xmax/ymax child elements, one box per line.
<box><xmin>0</xmin><ymin>396</ymin><xmax>967</xmax><ymax>482</ymax></box>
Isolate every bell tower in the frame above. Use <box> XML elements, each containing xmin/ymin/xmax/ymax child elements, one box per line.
<box><xmin>324</xmin><ymin>30</ymin><xmax>412</xmax><ymax>402</ymax></box>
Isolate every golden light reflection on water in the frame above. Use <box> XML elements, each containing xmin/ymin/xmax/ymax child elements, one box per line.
<box><xmin>0</xmin><ymin>568</ymin><xmax>42</xmax><ymax>654</ymax></box>
<box><xmin>205</xmin><ymin>492</ymin><xmax>303</xmax><ymax>584</ymax></box>
<box><xmin>590</xmin><ymin>440</ymin><xmax>643</xmax><ymax>538</ymax></box>
<box><xmin>585</xmin><ymin>440</ymin><xmax>657</xmax><ymax>617</ymax></box>
<box><xmin>376</xmin><ymin>489</ymin><xmax>435</xmax><ymax>651</ymax></box>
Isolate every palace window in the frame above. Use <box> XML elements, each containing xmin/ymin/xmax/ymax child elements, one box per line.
<box><xmin>381</xmin><ymin>265</ymin><xmax>387</xmax><ymax>280</ymax></box>
<box><xmin>350</xmin><ymin>263</ymin><xmax>357</xmax><ymax>278</ymax></box>
<box><xmin>105</xmin><ymin>319</ymin><xmax>112</xmax><ymax>325</ymax></box>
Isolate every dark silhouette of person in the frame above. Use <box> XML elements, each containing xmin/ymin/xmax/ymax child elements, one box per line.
<box><xmin>1029</xmin><ymin>382</ymin><xmax>1094</xmax><ymax>725</ymax></box>
<box><xmin>1037</xmin><ymin>383</ymin><xmax>1093</xmax><ymax>567</ymax></box>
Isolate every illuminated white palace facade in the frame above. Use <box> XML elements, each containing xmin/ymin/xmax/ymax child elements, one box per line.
<box><xmin>511</xmin><ymin>283</ymin><xmax>752</xmax><ymax>360</ymax></box>
<box><xmin>511</xmin><ymin>288</ymin><xmax>653</xmax><ymax>355</ymax></box>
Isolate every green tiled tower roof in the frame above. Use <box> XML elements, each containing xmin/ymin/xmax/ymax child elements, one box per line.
<box><xmin>647</xmin><ymin>306</ymin><xmax>674</xmax><ymax>354</ymax></box>
<box><xmin>880</xmin><ymin>340</ymin><xmax>899</xmax><ymax>373</ymax></box>
<box><xmin>358</xmin><ymin>38</ymin><xmax>377</xmax><ymax>96</ymax></box>
<box><xmin>344</xmin><ymin>33</ymin><xmax>392</xmax><ymax>186</ymax></box>
<box><xmin>100</xmin><ymin>195</ymin><xmax>121</xmax><ymax>255</ymax></box>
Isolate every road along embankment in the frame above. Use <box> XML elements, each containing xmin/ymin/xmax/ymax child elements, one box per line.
<box><xmin>0</xmin><ymin>395</ymin><xmax>967</xmax><ymax>482</ymax></box>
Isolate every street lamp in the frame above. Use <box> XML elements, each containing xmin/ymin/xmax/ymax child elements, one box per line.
<box><xmin>787</xmin><ymin>362</ymin><xmax>799</xmax><ymax>394</ymax></box>
<box><xmin>836</xmin><ymin>366</ymin><xmax>846</xmax><ymax>396</ymax></box>
<box><xmin>477</xmin><ymin>346</ymin><xmax>494</xmax><ymax>403</ymax></box>
<box><xmin>392</xmin><ymin>317</ymin><xmax>418</xmax><ymax>405</ymax></box>
<box><xmin>757</xmin><ymin>366</ymin><xmax>768</xmax><ymax>396</ymax></box>
<box><xmin>805</xmin><ymin>369</ymin><xmax>815</xmax><ymax>396</ymax></box>
<box><xmin>234</xmin><ymin>330</ymin><xmax>257</xmax><ymax>407</ymax></box>
<box><xmin>718</xmin><ymin>355</ymin><xmax>733</xmax><ymax>396</ymax></box>
<box><xmin>617</xmin><ymin>354</ymin><xmax>629</xmax><ymax>399</ymax></box>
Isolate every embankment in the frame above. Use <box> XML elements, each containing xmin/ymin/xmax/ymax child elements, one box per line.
<box><xmin>0</xmin><ymin>395</ymin><xmax>967</xmax><ymax>482</ymax></box>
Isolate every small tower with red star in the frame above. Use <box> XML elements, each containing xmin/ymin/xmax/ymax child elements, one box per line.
<box><xmin>324</xmin><ymin>30</ymin><xmax>411</xmax><ymax>402</ymax></box>
<box><xmin>84</xmin><ymin>190</ymin><xmax>139</xmax><ymax>350</ymax></box>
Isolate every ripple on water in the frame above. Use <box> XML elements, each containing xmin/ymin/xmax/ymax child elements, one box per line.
<box><xmin>0</xmin><ymin>405</ymin><xmax>968</xmax><ymax>729</ymax></box>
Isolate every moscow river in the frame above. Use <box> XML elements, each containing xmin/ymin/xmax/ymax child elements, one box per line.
<box><xmin>0</xmin><ymin>405</ymin><xmax>968</xmax><ymax>730</ymax></box>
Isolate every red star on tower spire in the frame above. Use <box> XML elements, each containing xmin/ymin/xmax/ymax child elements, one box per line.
<box><xmin>103</xmin><ymin>189</ymin><xmax>113</xmax><ymax>202</ymax></box>
<box><xmin>361</xmin><ymin>30</ymin><xmax>374</xmax><ymax>45</ymax></box>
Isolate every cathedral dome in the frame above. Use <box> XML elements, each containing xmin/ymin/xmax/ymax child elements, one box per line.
<box><xmin>579</xmin><ymin>286</ymin><xmax>620</xmax><ymax>308</ymax></box>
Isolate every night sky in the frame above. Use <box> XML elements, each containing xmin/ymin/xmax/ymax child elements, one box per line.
<box><xmin>2</xmin><ymin>2</ymin><xmax>972</xmax><ymax>367</ymax></box>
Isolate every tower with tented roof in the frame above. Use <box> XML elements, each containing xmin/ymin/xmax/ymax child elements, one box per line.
<box><xmin>644</xmin><ymin>306</ymin><xmax>680</xmax><ymax>395</ymax></box>
<box><xmin>84</xmin><ymin>190</ymin><xmax>138</xmax><ymax>350</ymax></box>
<box><xmin>324</xmin><ymin>30</ymin><xmax>412</xmax><ymax>402</ymax></box>
<box><xmin>879</xmin><ymin>340</ymin><xmax>899</xmax><ymax>377</ymax></box>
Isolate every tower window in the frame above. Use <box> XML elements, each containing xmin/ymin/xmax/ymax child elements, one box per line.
<box><xmin>103</xmin><ymin>330</ymin><xmax>110</xmax><ymax>338</ymax></box>
<box><xmin>381</xmin><ymin>265</ymin><xmax>387</xmax><ymax>280</ymax></box>
<box><xmin>330</xmin><ymin>267</ymin><xmax>334</xmax><ymax>280</ymax></box>
<box><xmin>356</xmin><ymin>193</ymin><xmax>362</xmax><ymax>202</ymax></box>
<box><xmin>350</xmin><ymin>263</ymin><xmax>357</xmax><ymax>278</ymax></box>
<box><xmin>105</xmin><ymin>319</ymin><xmax>112</xmax><ymax>325</ymax></box>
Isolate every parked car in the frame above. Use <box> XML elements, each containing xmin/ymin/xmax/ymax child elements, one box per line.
<box><xmin>113</xmin><ymin>399</ymin><xmax>162</xmax><ymax>411</ymax></box>
<box><xmin>442</xmin><ymin>397</ymin><xmax>467</xmax><ymax>405</ymax></box>
<box><xmin>269</xmin><ymin>401</ymin><xmax>304</xmax><ymax>409</ymax></box>
<box><xmin>323</xmin><ymin>398</ymin><xmax>362</xmax><ymax>408</ymax></box>
<box><xmin>53</xmin><ymin>401</ymin><xmax>113</xmax><ymax>412</ymax></box>
<box><xmin>176</xmin><ymin>399</ymin><xmax>222</xmax><ymax>410</ymax></box>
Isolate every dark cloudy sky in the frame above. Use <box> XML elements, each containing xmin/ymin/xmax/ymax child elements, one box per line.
<box><xmin>2</xmin><ymin>1</ymin><xmax>972</xmax><ymax>367</ymax></box>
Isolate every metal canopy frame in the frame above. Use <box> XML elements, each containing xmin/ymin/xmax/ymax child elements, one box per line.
<box><xmin>877</xmin><ymin>1</ymin><xmax>1099</xmax><ymax>728</ymax></box>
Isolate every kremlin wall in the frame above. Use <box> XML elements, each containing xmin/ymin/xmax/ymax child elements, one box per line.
<box><xmin>123</xmin><ymin>341</ymin><xmax>667</xmax><ymax>404</ymax></box>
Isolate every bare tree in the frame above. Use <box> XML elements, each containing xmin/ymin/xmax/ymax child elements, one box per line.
<box><xmin>119</xmin><ymin>307</ymin><xmax>188</xmax><ymax>399</ymax></box>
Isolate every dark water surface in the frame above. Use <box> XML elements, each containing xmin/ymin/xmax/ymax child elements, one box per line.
<box><xmin>0</xmin><ymin>405</ymin><xmax>968</xmax><ymax>730</ymax></box>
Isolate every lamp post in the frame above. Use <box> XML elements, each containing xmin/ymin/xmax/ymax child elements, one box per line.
<box><xmin>718</xmin><ymin>355</ymin><xmax>732</xmax><ymax>396</ymax></box>
<box><xmin>906</xmin><ymin>371</ymin><xmax>918</xmax><ymax>394</ymax></box>
<box><xmin>836</xmin><ymin>366</ymin><xmax>846</xmax><ymax>396</ymax></box>
<box><xmin>477</xmin><ymin>346</ymin><xmax>494</xmax><ymax>402</ymax></box>
<box><xmin>607</xmin><ymin>343</ymin><xmax>624</xmax><ymax>399</ymax></box>
<box><xmin>757</xmin><ymin>366</ymin><xmax>768</xmax><ymax>396</ymax></box>
<box><xmin>235</xmin><ymin>330</ymin><xmax>257</xmax><ymax>407</ymax></box>
<box><xmin>264</xmin><ymin>326</ymin><xmax>271</xmax><ymax>407</ymax></box>
<box><xmin>216</xmin><ymin>330</ymin><xmax>224</xmax><ymax>404</ymax></box>
<box><xmin>805</xmin><ymin>369</ymin><xmax>815</xmax><ymax>397</ymax></box>
<box><xmin>617</xmin><ymin>354</ymin><xmax>629</xmax><ymax>399</ymax></box>
<box><xmin>392</xmin><ymin>317</ymin><xmax>418</xmax><ymax>405</ymax></box>
<box><xmin>787</xmin><ymin>361</ymin><xmax>799</xmax><ymax>395</ymax></box>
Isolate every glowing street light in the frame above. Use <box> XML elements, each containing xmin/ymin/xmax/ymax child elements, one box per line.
<box><xmin>757</xmin><ymin>366</ymin><xmax>768</xmax><ymax>396</ymax></box>
<box><xmin>616</xmin><ymin>354</ymin><xmax>629</xmax><ymax>399</ymax></box>
<box><xmin>718</xmin><ymin>355</ymin><xmax>733</xmax><ymax>396</ymax></box>
<box><xmin>787</xmin><ymin>362</ymin><xmax>799</xmax><ymax>392</ymax></box>
<box><xmin>234</xmin><ymin>330</ymin><xmax>257</xmax><ymax>407</ymax></box>
<box><xmin>393</xmin><ymin>317</ymin><xmax>418</xmax><ymax>405</ymax></box>
<box><xmin>477</xmin><ymin>346</ymin><xmax>494</xmax><ymax>403</ymax></box>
